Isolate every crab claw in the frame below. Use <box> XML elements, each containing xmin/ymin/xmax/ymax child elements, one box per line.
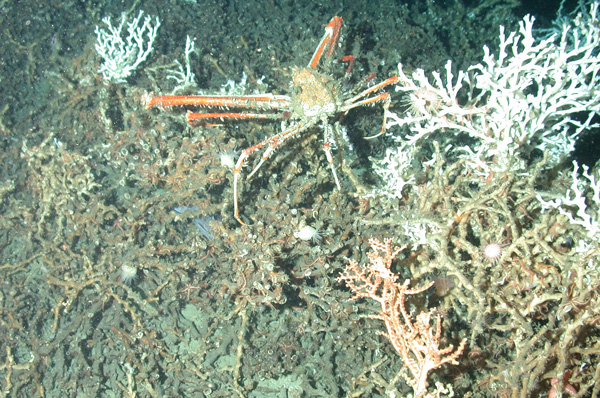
<box><xmin>308</xmin><ymin>16</ymin><xmax>343</xmax><ymax>69</ymax></box>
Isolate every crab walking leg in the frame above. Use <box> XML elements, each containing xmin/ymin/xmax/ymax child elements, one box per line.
<box><xmin>323</xmin><ymin>142</ymin><xmax>341</xmax><ymax>190</ymax></box>
<box><xmin>144</xmin><ymin>94</ymin><xmax>290</xmax><ymax>109</ymax></box>
<box><xmin>186</xmin><ymin>111</ymin><xmax>280</xmax><ymax>125</ymax></box>
<box><xmin>233</xmin><ymin>150</ymin><xmax>250</xmax><ymax>224</ymax></box>
<box><xmin>308</xmin><ymin>16</ymin><xmax>343</xmax><ymax>69</ymax></box>
<box><xmin>341</xmin><ymin>55</ymin><xmax>356</xmax><ymax>75</ymax></box>
<box><xmin>247</xmin><ymin>145</ymin><xmax>274</xmax><ymax>180</ymax></box>
<box><xmin>232</xmin><ymin>125</ymin><xmax>303</xmax><ymax>223</ymax></box>
<box><xmin>345</xmin><ymin>75</ymin><xmax>399</xmax><ymax>104</ymax></box>
<box><xmin>342</xmin><ymin>92</ymin><xmax>393</xmax><ymax>139</ymax></box>
<box><xmin>246</xmin><ymin>125</ymin><xmax>304</xmax><ymax>179</ymax></box>
<box><xmin>322</xmin><ymin>123</ymin><xmax>341</xmax><ymax>190</ymax></box>
<box><xmin>344</xmin><ymin>92</ymin><xmax>390</xmax><ymax>110</ymax></box>
<box><xmin>342</xmin><ymin>75</ymin><xmax>399</xmax><ymax>139</ymax></box>
<box><xmin>233</xmin><ymin>142</ymin><xmax>268</xmax><ymax>224</ymax></box>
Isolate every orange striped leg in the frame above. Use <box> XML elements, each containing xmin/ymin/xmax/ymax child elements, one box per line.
<box><xmin>144</xmin><ymin>94</ymin><xmax>290</xmax><ymax>109</ymax></box>
<box><xmin>232</xmin><ymin>135</ymin><xmax>278</xmax><ymax>224</ymax></box>
<box><xmin>232</xmin><ymin>138</ymin><xmax>278</xmax><ymax>224</ymax></box>
<box><xmin>342</xmin><ymin>92</ymin><xmax>392</xmax><ymax>139</ymax></box>
<box><xmin>347</xmin><ymin>93</ymin><xmax>392</xmax><ymax>140</ymax></box>
<box><xmin>322</xmin><ymin>123</ymin><xmax>341</xmax><ymax>190</ymax></box>
<box><xmin>323</xmin><ymin>141</ymin><xmax>341</xmax><ymax>190</ymax></box>
<box><xmin>186</xmin><ymin>111</ymin><xmax>280</xmax><ymax>125</ymax></box>
<box><xmin>246</xmin><ymin>124</ymin><xmax>304</xmax><ymax>180</ymax></box>
<box><xmin>233</xmin><ymin>139</ymin><xmax>274</xmax><ymax>224</ymax></box>
<box><xmin>233</xmin><ymin>149</ymin><xmax>250</xmax><ymax>224</ymax></box>
<box><xmin>233</xmin><ymin>125</ymin><xmax>303</xmax><ymax>223</ymax></box>
<box><xmin>341</xmin><ymin>55</ymin><xmax>355</xmax><ymax>75</ymax></box>
<box><xmin>343</xmin><ymin>76</ymin><xmax>399</xmax><ymax>139</ymax></box>
<box><xmin>345</xmin><ymin>92</ymin><xmax>389</xmax><ymax>109</ymax></box>
<box><xmin>345</xmin><ymin>76</ymin><xmax>398</xmax><ymax>104</ymax></box>
<box><xmin>308</xmin><ymin>16</ymin><xmax>343</xmax><ymax>69</ymax></box>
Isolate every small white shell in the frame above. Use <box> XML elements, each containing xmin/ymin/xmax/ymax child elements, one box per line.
<box><xmin>293</xmin><ymin>226</ymin><xmax>321</xmax><ymax>242</ymax></box>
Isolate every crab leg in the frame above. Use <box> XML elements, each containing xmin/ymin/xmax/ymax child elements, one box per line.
<box><xmin>233</xmin><ymin>124</ymin><xmax>305</xmax><ymax>224</ymax></box>
<box><xmin>345</xmin><ymin>76</ymin><xmax>399</xmax><ymax>105</ymax></box>
<box><xmin>233</xmin><ymin>150</ymin><xmax>249</xmax><ymax>224</ymax></box>
<box><xmin>342</xmin><ymin>75</ymin><xmax>399</xmax><ymax>139</ymax></box>
<box><xmin>349</xmin><ymin>92</ymin><xmax>393</xmax><ymax>139</ymax></box>
<box><xmin>145</xmin><ymin>94</ymin><xmax>290</xmax><ymax>110</ymax></box>
<box><xmin>322</xmin><ymin>123</ymin><xmax>341</xmax><ymax>190</ymax></box>
<box><xmin>308</xmin><ymin>16</ymin><xmax>343</xmax><ymax>69</ymax></box>
<box><xmin>233</xmin><ymin>120</ymin><xmax>342</xmax><ymax>223</ymax></box>
<box><xmin>186</xmin><ymin>111</ymin><xmax>281</xmax><ymax>125</ymax></box>
<box><xmin>341</xmin><ymin>55</ymin><xmax>355</xmax><ymax>75</ymax></box>
<box><xmin>344</xmin><ymin>92</ymin><xmax>390</xmax><ymax>110</ymax></box>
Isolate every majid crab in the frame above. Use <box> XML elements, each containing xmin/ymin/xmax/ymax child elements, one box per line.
<box><xmin>145</xmin><ymin>17</ymin><xmax>398</xmax><ymax>224</ymax></box>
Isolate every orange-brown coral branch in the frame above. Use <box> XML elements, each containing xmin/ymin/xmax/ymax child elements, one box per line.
<box><xmin>337</xmin><ymin>238</ymin><xmax>466</xmax><ymax>397</ymax></box>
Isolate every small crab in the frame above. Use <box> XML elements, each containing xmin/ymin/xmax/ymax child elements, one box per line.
<box><xmin>145</xmin><ymin>17</ymin><xmax>398</xmax><ymax>223</ymax></box>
